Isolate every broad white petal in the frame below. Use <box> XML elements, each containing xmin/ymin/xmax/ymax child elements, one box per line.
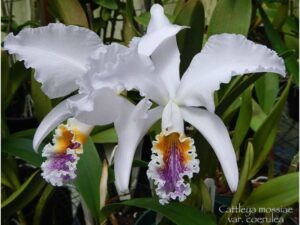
<box><xmin>4</xmin><ymin>23</ymin><xmax>103</xmax><ymax>98</ymax></box>
<box><xmin>114</xmin><ymin>99</ymin><xmax>163</xmax><ymax>195</ymax></box>
<box><xmin>67</xmin><ymin>87</ymin><xmax>127</xmax><ymax>126</ymax></box>
<box><xmin>176</xmin><ymin>34</ymin><xmax>286</xmax><ymax>111</ymax></box>
<box><xmin>87</xmin><ymin>43</ymin><xmax>169</xmax><ymax>105</ymax></box>
<box><xmin>33</xmin><ymin>95</ymin><xmax>81</xmax><ymax>151</ymax></box>
<box><xmin>161</xmin><ymin>101</ymin><xmax>184</xmax><ymax>134</ymax></box>
<box><xmin>138</xmin><ymin>4</ymin><xmax>183</xmax><ymax>98</ymax></box>
<box><xmin>138</xmin><ymin>4</ymin><xmax>183</xmax><ymax>56</ymax></box>
<box><xmin>180</xmin><ymin>107</ymin><xmax>238</xmax><ymax>191</ymax></box>
<box><xmin>152</xmin><ymin>37</ymin><xmax>181</xmax><ymax>99</ymax></box>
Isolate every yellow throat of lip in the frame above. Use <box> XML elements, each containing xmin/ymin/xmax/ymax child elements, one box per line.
<box><xmin>53</xmin><ymin>124</ymin><xmax>87</xmax><ymax>154</ymax></box>
<box><xmin>153</xmin><ymin>132</ymin><xmax>193</xmax><ymax>166</ymax></box>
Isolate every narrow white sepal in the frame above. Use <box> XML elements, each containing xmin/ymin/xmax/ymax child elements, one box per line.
<box><xmin>180</xmin><ymin>107</ymin><xmax>239</xmax><ymax>191</ymax></box>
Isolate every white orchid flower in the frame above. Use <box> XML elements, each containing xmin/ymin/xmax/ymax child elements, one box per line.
<box><xmin>3</xmin><ymin>23</ymin><xmax>142</xmax><ymax>185</ymax></box>
<box><xmin>113</xmin><ymin>4</ymin><xmax>286</xmax><ymax>204</ymax></box>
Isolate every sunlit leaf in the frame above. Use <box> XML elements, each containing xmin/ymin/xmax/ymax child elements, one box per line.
<box><xmin>92</xmin><ymin>127</ymin><xmax>118</xmax><ymax>143</ymax></box>
<box><xmin>244</xmin><ymin>172</ymin><xmax>299</xmax><ymax>208</ymax></box>
<box><xmin>94</xmin><ymin>0</ymin><xmax>118</xmax><ymax>10</ymax></box>
<box><xmin>249</xmin><ymin>78</ymin><xmax>292</xmax><ymax>178</ymax></box>
<box><xmin>51</xmin><ymin>0</ymin><xmax>89</xmax><ymax>27</ymax></box>
<box><xmin>232</xmin><ymin>86</ymin><xmax>252</xmax><ymax>150</ymax></box>
<box><xmin>250</xmin><ymin>100</ymin><xmax>267</xmax><ymax>132</ymax></box>
<box><xmin>259</xmin><ymin>5</ymin><xmax>299</xmax><ymax>84</ymax></box>
<box><xmin>255</xmin><ymin>73</ymin><xmax>279</xmax><ymax>114</ymax></box>
<box><xmin>207</xmin><ymin>0</ymin><xmax>252</xmax><ymax>36</ymax></box>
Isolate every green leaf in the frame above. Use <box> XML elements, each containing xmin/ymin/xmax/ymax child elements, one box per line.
<box><xmin>1</xmin><ymin>51</ymin><xmax>9</xmax><ymax>102</ymax></box>
<box><xmin>92</xmin><ymin>127</ymin><xmax>118</xmax><ymax>143</ymax></box>
<box><xmin>272</xmin><ymin>3</ymin><xmax>288</xmax><ymax>30</ymax></box>
<box><xmin>1</xmin><ymin>115</ymin><xmax>10</xmax><ymax>138</ymax></box>
<box><xmin>3</xmin><ymin>61</ymin><xmax>31</xmax><ymax>110</ymax></box>
<box><xmin>101</xmin><ymin>8</ymin><xmax>111</xmax><ymax>21</ymax></box>
<box><xmin>2</xmin><ymin>138</ymin><xmax>43</xmax><ymax>167</ymax></box>
<box><xmin>207</xmin><ymin>0</ymin><xmax>252</xmax><ymax>36</ymax></box>
<box><xmin>232</xmin><ymin>87</ymin><xmax>252</xmax><ymax>150</ymax></box>
<box><xmin>216</xmin><ymin>74</ymin><xmax>261</xmax><ymax>117</ymax></box>
<box><xmin>132</xmin><ymin>159</ymin><xmax>148</xmax><ymax>168</ymax></box>
<box><xmin>259</xmin><ymin>5</ymin><xmax>299</xmax><ymax>84</ymax></box>
<box><xmin>221</xmin><ymin>97</ymin><xmax>241</xmax><ymax>123</ymax></box>
<box><xmin>75</xmin><ymin>138</ymin><xmax>102</xmax><ymax>223</ymax></box>
<box><xmin>199</xmin><ymin>179</ymin><xmax>213</xmax><ymax>212</ymax></box>
<box><xmin>250</xmin><ymin>99</ymin><xmax>267</xmax><ymax>132</ymax></box>
<box><xmin>31</xmin><ymin>74</ymin><xmax>52</xmax><ymax>122</ymax></box>
<box><xmin>244</xmin><ymin>172</ymin><xmax>299</xmax><ymax>208</ymax></box>
<box><xmin>123</xmin><ymin>0</ymin><xmax>139</xmax><ymax>45</ymax></box>
<box><xmin>175</xmin><ymin>0</ymin><xmax>205</xmax><ymax>74</ymax></box>
<box><xmin>93</xmin><ymin>0</ymin><xmax>118</xmax><ymax>10</ymax></box>
<box><xmin>173</xmin><ymin>0</ymin><xmax>187</xmax><ymax>16</ymax></box>
<box><xmin>194</xmin><ymin>132</ymin><xmax>217</xmax><ymax>178</ymax></box>
<box><xmin>33</xmin><ymin>185</ymin><xmax>54</xmax><ymax>225</ymax></box>
<box><xmin>232</xmin><ymin>142</ymin><xmax>253</xmax><ymax>206</ymax></box>
<box><xmin>101</xmin><ymin>198</ymin><xmax>216</xmax><ymax>225</ymax></box>
<box><xmin>220</xmin><ymin>142</ymin><xmax>254</xmax><ymax>224</ymax></box>
<box><xmin>134</xmin><ymin>12</ymin><xmax>150</xmax><ymax>27</ymax></box>
<box><xmin>11</xmin><ymin>128</ymin><xmax>36</xmax><ymax>139</ymax></box>
<box><xmin>1</xmin><ymin>156</ymin><xmax>21</xmax><ymax>190</ymax></box>
<box><xmin>288</xmin><ymin>152</ymin><xmax>299</xmax><ymax>173</ymax></box>
<box><xmin>255</xmin><ymin>73</ymin><xmax>279</xmax><ymax>114</ymax></box>
<box><xmin>2</xmin><ymin>171</ymin><xmax>46</xmax><ymax>217</ymax></box>
<box><xmin>249</xmin><ymin>78</ymin><xmax>291</xmax><ymax>178</ymax></box>
<box><xmin>134</xmin><ymin>12</ymin><xmax>175</xmax><ymax>29</ymax></box>
<box><xmin>51</xmin><ymin>0</ymin><xmax>89</xmax><ymax>27</ymax></box>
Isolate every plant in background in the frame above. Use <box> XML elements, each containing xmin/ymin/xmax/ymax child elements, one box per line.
<box><xmin>1</xmin><ymin>0</ymin><xmax>299</xmax><ymax>225</ymax></box>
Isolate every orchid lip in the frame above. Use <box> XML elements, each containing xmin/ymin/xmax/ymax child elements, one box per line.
<box><xmin>147</xmin><ymin>131</ymin><xmax>199</xmax><ymax>204</ymax></box>
<box><xmin>41</xmin><ymin>118</ymin><xmax>92</xmax><ymax>186</ymax></box>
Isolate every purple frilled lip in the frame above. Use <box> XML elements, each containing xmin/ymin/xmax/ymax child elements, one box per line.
<box><xmin>147</xmin><ymin>132</ymin><xmax>199</xmax><ymax>204</ymax></box>
<box><xmin>41</xmin><ymin>123</ymin><xmax>86</xmax><ymax>186</ymax></box>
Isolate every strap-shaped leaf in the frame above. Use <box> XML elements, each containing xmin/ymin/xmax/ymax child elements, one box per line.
<box><xmin>259</xmin><ymin>5</ymin><xmax>299</xmax><ymax>84</ymax></box>
<box><xmin>2</xmin><ymin>138</ymin><xmax>43</xmax><ymax>167</ymax></box>
<box><xmin>100</xmin><ymin>198</ymin><xmax>216</xmax><ymax>225</ymax></box>
<box><xmin>75</xmin><ymin>138</ymin><xmax>102</xmax><ymax>223</ymax></box>
<box><xmin>175</xmin><ymin>0</ymin><xmax>205</xmax><ymax>74</ymax></box>
<box><xmin>249</xmin><ymin>78</ymin><xmax>291</xmax><ymax>178</ymax></box>
<box><xmin>207</xmin><ymin>0</ymin><xmax>252</xmax><ymax>36</ymax></box>
<box><xmin>244</xmin><ymin>172</ymin><xmax>299</xmax><ymax>208</ymax></box>
<box><xmin>2</xmin><ymin>171</ymin><xmax>46</xmax><ymax>217</ymax></box>
<box><xmin>232</xmin><ymin>86</ymin><xmax>252</xmax><ymax>151</ymax></box>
